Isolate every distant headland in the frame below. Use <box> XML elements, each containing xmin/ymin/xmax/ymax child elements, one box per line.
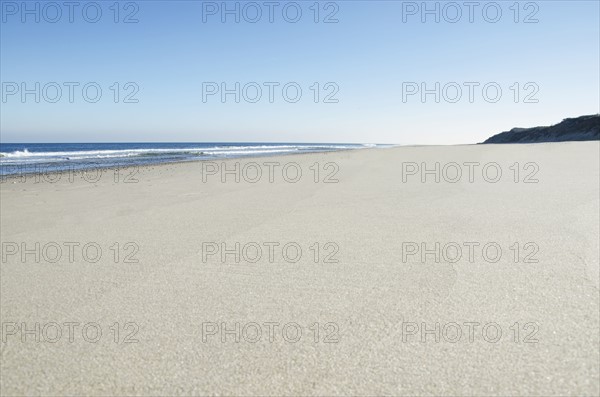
<box><xmin>483</xmin><ymin>114</ymin><xmax>599</xmax><ymax>144</ymax></box>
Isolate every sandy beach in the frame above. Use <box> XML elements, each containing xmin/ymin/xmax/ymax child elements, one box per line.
<box><xmin>1</xmin><ymin>142</ymin><xmax>598</xmax><ymax>396</ymax></box>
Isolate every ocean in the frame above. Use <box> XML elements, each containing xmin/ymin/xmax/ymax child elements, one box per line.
<box><xmin>0</xmin><ymin>142</ymin><xmax>378</xmax><ymax>177</ymax></box>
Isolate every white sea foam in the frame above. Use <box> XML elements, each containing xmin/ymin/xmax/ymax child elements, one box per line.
<box><xmin>0</xmin><ymin>144</ymin><xmax>376</xmax><ymax>174</ymax></box>
<box><xmin>0</xmin><ymin>144</ymin><xmax>371</xmax><ymax>162</ymax></box>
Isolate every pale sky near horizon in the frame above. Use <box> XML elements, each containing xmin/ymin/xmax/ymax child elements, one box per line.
<box><xmin>1</xmin><ymin>0</ymin><xmax>599</xmax><ymax>144</ymax></box>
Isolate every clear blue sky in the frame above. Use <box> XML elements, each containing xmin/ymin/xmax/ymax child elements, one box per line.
<box><xmin>1</xmin><ymin>0</ymin><xmax>599</xmax><ymax>144</ymax></box>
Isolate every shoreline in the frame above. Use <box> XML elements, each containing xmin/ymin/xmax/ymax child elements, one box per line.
<box><xmin>0</xmin><ymin>145</ymin><xmax>386</xmax><ymax>183</ymax></box>
<box><xmin>4</xmin><ymin>140</ymin><xmax>597</xmax><ymax>184</ymax></box>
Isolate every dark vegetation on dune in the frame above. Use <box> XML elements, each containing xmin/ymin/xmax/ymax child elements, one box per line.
<box><xmin>483</xmin><ymin>114</ymin><xmax>599</xmax><ymax>144</ymax></box>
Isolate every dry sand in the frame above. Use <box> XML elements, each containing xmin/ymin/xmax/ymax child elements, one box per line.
<box><xmin>1</xmin><ymin>142</ymin><xmax>599</xmax><ymax>396</ymax></box>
